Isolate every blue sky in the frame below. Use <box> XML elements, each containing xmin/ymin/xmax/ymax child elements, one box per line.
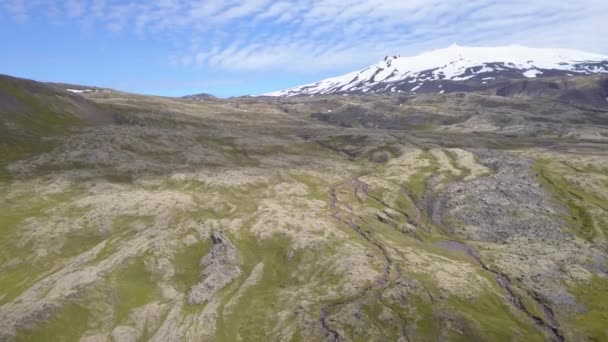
<box><xmin>1</xmin><ymin>0</ymin><xmax>607</xmax><ymax>97</ymax></box>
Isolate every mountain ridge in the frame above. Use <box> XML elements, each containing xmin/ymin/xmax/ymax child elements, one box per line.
<box><xmin>264</xmin><ymin>44</ymin><xmax>608</xmax><ymax>96</ymax></box>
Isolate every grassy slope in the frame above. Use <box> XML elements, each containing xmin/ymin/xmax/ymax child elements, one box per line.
<box><xmin>533</xmin><ymin>160</ymin><xmax>608</xmax><ymax>242</ymax></box>
<box><xmin>532</xmin><ymin>159</ymin><xmax>608</xmax><ymax>339</ymax></box>
<box><xmin>1</xmin><ymin>76</ymin><xmax>607</xmax><ymax>341</ymax></box>
<box><xmin>0</xmin><ymin>76</ymin><xmax>82</xmax><ymax>176</ymax></box>
<box><xmin>0</xmin><ymin>75</ymin><xmax>114</xmax><ymax>177</ymax></box>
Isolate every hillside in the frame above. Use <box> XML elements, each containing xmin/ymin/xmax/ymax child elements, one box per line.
<box><xmin>0</xmin><ymin>75</ymin><xmax>113</xmax><ymax>175</ymax></box>
<box><xmin>0</xmin><ymin>74</ymin><xmax>607</xmax><ymax>341</ymax></box>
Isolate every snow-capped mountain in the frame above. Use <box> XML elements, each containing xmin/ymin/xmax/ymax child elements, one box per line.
<box><xmin>264</xmin><ymin>45</ymin><xmax>608</xmax><ymax>96</ymax></box>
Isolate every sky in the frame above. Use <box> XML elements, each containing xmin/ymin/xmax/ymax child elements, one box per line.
<box><xmin>1</xmin><ymin>0</ymin><xmax>607</xmax><ymax>97</ymax></box>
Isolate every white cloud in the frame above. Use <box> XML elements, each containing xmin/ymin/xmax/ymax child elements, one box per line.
<box><xmin>2</xmin><ymin>0</ymin><xmax>607</xmax><ymax>74</ymax></box>
<box><xmin>1</xmin><ymin>0</ymin><xmax>29</xmax><ymax>22</ymax></box>
<box><xmin>65</xmin><ymin>0</ymin><xmax>85</xmax><ymax>18</ymax></box>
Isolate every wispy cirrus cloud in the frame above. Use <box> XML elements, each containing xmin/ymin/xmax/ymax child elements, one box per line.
<box><xmin>2</xmin><ymin>0</ymin><xmax>607</xmax><ymax>75</ymax></box>
<box><xmin>0</xmin><ymin>0</ymin><xmax>30</xmax><ymax>22</ymax></box>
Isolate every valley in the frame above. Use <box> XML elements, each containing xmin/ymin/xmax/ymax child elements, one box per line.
<box><xmin>0</xmin><ymin>73</ymin><xmax>608</xmax><ymax>341</ymax></box>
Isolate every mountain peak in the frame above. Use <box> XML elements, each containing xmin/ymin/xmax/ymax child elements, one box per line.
<box><xmin>264</xmin><ymin>45</ymin><xmax>608</xmax><ymax>96</ymax></box>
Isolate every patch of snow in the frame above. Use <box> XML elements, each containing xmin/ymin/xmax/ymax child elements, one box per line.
<box><xmin>439</xmin><ymin>90</ymin><xmax>445</xmax><ymax>94</ymax></box>
<box><xmin>523</xmin><ymin>69</ymin><xmax>542</xmax><ymax>78</ymax></box>
<box><xmin>451</xmin><ymin>74</ymin><xmax>476</xmax><ymax>81</ymax></box>
<box><xmin>411</xmin><ymin>84</ymin><xmax>422</xmax><ymax>92</ymax></box>
<box><xmin>67</xmin><ymin>89</ymin><xmax>94</xmax><ymax>94</ymax></box>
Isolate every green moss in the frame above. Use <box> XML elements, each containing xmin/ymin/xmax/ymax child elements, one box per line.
<box><xmin>568</xmin><ymin>277</ymin><xmax>608</xmax><ymax>339</ymax></box>
<box><xmin>90</xmin><ymin>239</ymin><xmax>118</xmax><ymax>265</ymax></box>
<box><xmin>167</xmin><ymin>179</ymin><xmax>270</xmax><ymax>220</ymax></box>
<box><xmin>405</xmin><ymin>151</ymin><xmax>438</xmax><ymax>200</ymax></box>
<box><xmin>0</xmin><ymin>190</ymin><xmax>83</xmax><ymax>305</ymax></box>
<box><xmin>172</xmin><ymin>238</ymin><xmax>212</xmax><ymax>292</ymax></box>
<box><xmin>406</xmin><ymin>170</ymin><xmax>432</xmax><ymax>200</ymax></box>
<box><xmin>59</xmin><ymin>230</ymin><xmax>105</xmax><ymax>261</ymax></box>
<box><xmin>215</xmin><ymin>233</ymin><xmax>338</xmax><ymax>342</ymax></box>
<box><xmin>111</xmin><ymin>215</ymin><xmax>154</xmax><ymax>233</ymax></box>
<box><xmin>444</xmin><ymin>149</ymin><xmax>472</xmax><ymax>180</ymax></box>
<box><xmin>380</xmin><ymin>272</ymin><xmax>440</xmax><ymax>340</ymax></box>
<box><xmin>289</xmin><ymin>328</ymin><xmax>303</xmax><ymax>342</ymax></box>
<box><xmin>113</xmin><ymin>257</ymin><xmax>160</xmax><ymax>324</ymax></box>
<box><xmin>12</xmin><ymin>257</ymin><xmax>159</xmax><ymax>341</ymax></box>
<box><xmin>567</xmin><ymin>200</ymin><xmax>595</xmax><ymax>240</ymax></box>
<box><xmin>0</xmin><ymin>255</ymin><xmax>48</xmax><ymax>305</ymax></box>
<box><xmin>533</xmin><ymin>160</ymin><xmax>606</xmax><ymax>241</ymax></box>
<box><xmin>447</xmin><ymin>291</ymin><xmax>545</xmax><ymax>341</ymax></box>
<box><xmin>511</xmin><ymin>287</ymin><xmax>546</xmax><ymax>322</ymax></box>
<box><xmin>15</xmin><ymin>301</ymin><xmax>90</xmax><ymax>342</ymax></box>
<box><xmin>354</xmin><ymin>300</ymin><xmax>401</xmax><ymax>341</ymax></box>
<box><xmin>410</xmin><ymin>295</ymin><xmax>440</xmax><ymax>339</ymax></box>
<box><xmin>89</xmin><ymin>216</ymin><xmax>154</xmax><ymax>265</ymax></box>
<box><xmin>395</xmin><ymin>269</ymin><xmax>542</xmax><ymax>341</ymax></box>
<box><xmin>196</xmin><ymin>135</ymin><xmax>259</xmax><ymax>166</ymax></box>
<box><xmin>288</xmin><ymin>172</ymin><xmax>329</xmax><ymax>201</ymax></box>
<box><xmin>0</xmin><ymin>190</ymin><xmax>72</xmax><ymax>247</ymax></box>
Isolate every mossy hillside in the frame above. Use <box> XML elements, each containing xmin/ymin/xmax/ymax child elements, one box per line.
<box><xmin>345</xmin><ymin>299</ymin><xmax>402</xmax><ymax>341</ymax></box>
<box><xmin>404</xmin><ymin>150</ymin><xmax>439</xmax><ymax>200</ymax></box>
<box><xmin>384</xmin><ymin>149</ymin><xmax>465</xmax><ymax>235</ymax></box>
<box><xmin>361</xmin><ymin>176</ymin><xmax>428</xmax><ymax>234</ymax></box>
<box><xmin>162</xmin><ymin>176</ymin><xmax>272</xmax><ymax>219</ymax></box>
<box><xmin>15</xmin><ymin>300</ymin><xmax>91</xmax><ymax>342</ymax></box>
<box><xmin>0</xmin><ymin>187</ymin><xmax>90</xmax><ymax>305</ymax></box>
<box><xmin>0</xmin><ymin>78</ymin><xmax>84</xmax><ymax>176</ymax></box>
<box><xmin>398</xmin><ymin>265</ymin><xmax>544</xmax><ymax>341</ymax></box>
<box><xmin>196</xmin><ymin>135</ymin><xmax>260</xmax><ymax>167</ymax></box>
<box><xmin>0</xmin><ymin>247</ymin><xmax>49</xmax><ymax>306</ymax></box>
<box><xmin>509</xmin><ymin>286</ymin><xmax>546</xmax><ymax>321</ymax></box>
<box><xmin>216</xmin><ymin>233</ymin><xmax>310</xmax><ymax>341</ymax></box>
<box><xmin>0</xmin><ymin>180</ymin><xmax>158</xmax><ymax>306</ymax></box>
<box><xmin>317</xmin><ymin>134</ymin><xmax>370</xmax><ymax>159</ymax></box>
<box><xmin>363</xmin><ymin>271</ymin><xmax>438</xmax><ymax>340</ymax></box>
<box><xmin>2</xmin><ymin>78</ymin><xmax>608</xmax><ymax>341</ymax></box>
<box><xmin>443</xmin><ymin>149</ymin><xmax>472</xmax><ymax>180</ymax></box>
<box><xmin>89</xmin><ymin>215</ymin><xmax>155</xmax><ymax>266</ymax></box>
<box><xmin>349</xmin><ymin>193</ymin><xmax>544</xmax><ymax>341</ymax></box>
<box><xmin>327</xmin><ymin>194</ymin><xmax>450</xmax><ymax>339</ymax></box>
<box><xmin>212</xmin><ymin>229</ymin><xmax>360</xmax><ymax>342</ymax></box>
<box><xmin>172</xmin><ymin>238</ymin><xmax>213</xmax><ymax>293</ymax></box>
<box><xmin>446</xmin><ymin>290</ymin><xmax>545</xmax><ymax>341</ymax></box>
<box><xmin>567</xmin><ymin>276</ymin><xmax>608</xmax><ymax>339</ymax></box>
<box><xmin>14</xmin><ymin>256</ymin><xmax>161</xmax><ymax>341</ymax></box>
<box><xmin>407</xmin><ymin>292</ymin><xmax>440</xmax><ymax>339</ymax></box>
<box><xmin>360</xmin><ymin>142</ymin><xmax>402</xmax><ymax>162</ymax></box>
<box><xmin>0</xmin><ymin>187</ymin><xmax>79</xmax><ymax>255</ymax></box>
<box><xmin>288</xmin><ymin>171</ymin><xmax>331</xmax><ymax>202</ymax></box>
<box><xmin>112</xmin><ymin>257</ymin><xmax>161</xmax><ymax>324</ymax></box>
<box><xmin>534</xmin><ymin>160</ymin><xmax>608</xmax><ymax>242</ymax></box>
